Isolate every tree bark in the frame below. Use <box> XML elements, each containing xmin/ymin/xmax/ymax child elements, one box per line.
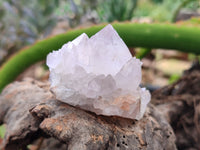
<box><xmin>152</xmin><ymin>64</ymin><xmax>200</xmax><ymax>150</ymax></box>
<box><xmin>0</xmin><ymin>78</ymin><xmax>176</xmax><ymax>150</ymax></box>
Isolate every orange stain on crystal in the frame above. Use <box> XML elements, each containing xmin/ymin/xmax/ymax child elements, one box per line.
<box><xmin>112</xmin><ymin>95</ymin><xmax>136</xmax><ymax>111</ymax></box>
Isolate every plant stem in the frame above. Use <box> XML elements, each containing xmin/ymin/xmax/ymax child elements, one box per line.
<box><xmin>0</xmin><ymin>22</ymin><xmax>200</xmax><ymax>92</ymax></box>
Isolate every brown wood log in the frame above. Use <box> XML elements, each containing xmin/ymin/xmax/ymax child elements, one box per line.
<box><xmin>152</xmin><ymin>64</ymin><xmax>200</xmax><ymax>150</ymax></box>
<box><xmin>0</xmin><ymin>78</ymin><xmax>176</xmax><ymax>150</ymax></box>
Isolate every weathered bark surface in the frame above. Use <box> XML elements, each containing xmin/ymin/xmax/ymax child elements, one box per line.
<box><xmin>0</xmin><ymin>78</ymin><xmax>53</xmax><ymax>150</ymax></box>
<box><xmin>31</xmin><ymin>100</ymin><xmax>176</xmax><ymax>150</ymax></box>
<box><xmin>152</xmin><ymin>65</ymin><xmax>200</xmax><ymax>150</ymax></box>
<box><xmin>29</xmin><ymin>138</ymin><xmax>67</xmax><ymax>150</ymax></box>
<box><xmin>0</xmin><ymin>78</ymin><xmax>176</xmax><ymax>150</ymax></box>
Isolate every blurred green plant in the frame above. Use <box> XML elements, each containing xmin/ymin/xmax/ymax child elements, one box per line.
<box><xmin>169</xmin><ymin>74</ymin><xmax>181</xmax><ymax>84</ymax></box>
<box><xmin>136</xmin><ymin>48</ymin><xmax>151</xmax><ymax>59</ymax></box>
<box><xmin>172</xmin><ymin>0</ymin><xmax>199</xmax><ymax>22</ymax></box>
<box><xmin>134</xmin><ymin>0</ymin><xmax>199</xmax><ymax>22</ymax></box>
<box><xmin>0</xmin><ymin>0</ymin><xmax>59</xmax><ymax>63</ymax></box>
<box><xmin>55</xmin><ymin>0</ymin><xmax>99</xmax><ymax>27</ymax></box>
<box><xmin>55</xmin><ymin>0</ymin><xmax>138</xmax><ymax>25</ymax></box>
<box><xmin>97</xmin><ymin>0</ymin><xmax>138</xmax><ymax>22</ymax></box>
<box><xmin>134</xmin><ymin>0</ymin><xmax>199</xmax><ymax>58</ymax></box>
<box><xmin>151</xmin><ymin>0</ymin><xmax>164</xmax><ymax>3</ymax></box>
<box><xmin>0</xmin><ymin>125</ymin><xmax>5</xmax><ymax>138</ymax></box>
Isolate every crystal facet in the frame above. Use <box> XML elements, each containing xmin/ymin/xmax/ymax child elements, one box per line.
<box><xmin>47</xmin><ymin>24</ymin><xmax>151</xmax><ymax>120</ymax></box>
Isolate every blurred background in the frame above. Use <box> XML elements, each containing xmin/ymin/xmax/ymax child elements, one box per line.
<box><xmin>0</xmin><ymin>0</ymin><xmax>200</xmax><ymax>88</ymax></box>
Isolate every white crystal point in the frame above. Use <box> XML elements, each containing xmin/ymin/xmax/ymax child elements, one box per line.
<box><xmin>46</xmin><ymin>24</ymin><xmax>151</xmax><ymax>120</ymax></box>
<box><xmin>115</xmin><ymin>57</ymin><xmax>142</xmax><ymax>91</ymax></box>
<box><xmin>88</xmin><ymin>24</ymin><xmax>132</xmax><ymax>76</ymax></box>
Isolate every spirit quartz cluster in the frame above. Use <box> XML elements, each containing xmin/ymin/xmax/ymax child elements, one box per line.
<box><xmin>47</xmin><ymin>24</ymin><xmax>150</xmax><ymax>120</ymax></box>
